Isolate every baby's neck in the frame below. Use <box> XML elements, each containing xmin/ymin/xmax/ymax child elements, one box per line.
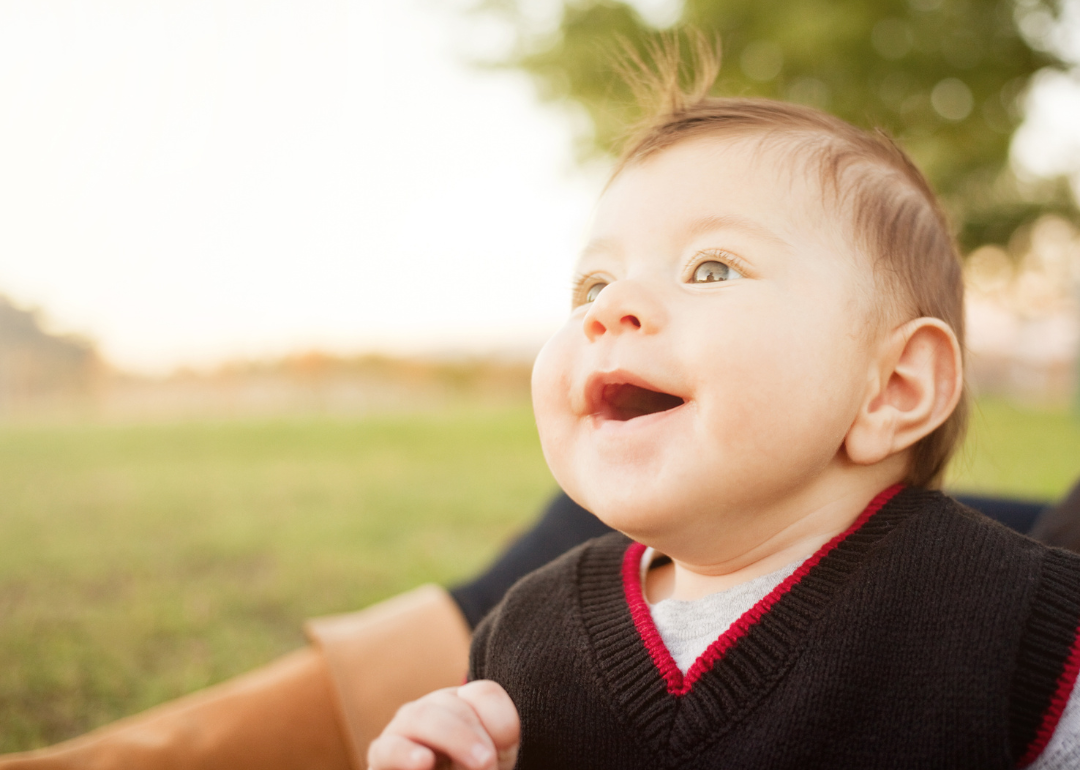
<box><xmin>645</xmin><ymin>535</ymin><xmax>827</xmax><ymax>602</ymax></box>
<box><xmin>645</xmin><ymin>470</ymin><xmax>903</xmax><ymax>603</ymax></box>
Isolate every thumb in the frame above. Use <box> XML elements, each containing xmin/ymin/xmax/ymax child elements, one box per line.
<box><xmin>456</xmin><ymin>680</ymin><xmax>520</xmax><ymax>770</ymax></box>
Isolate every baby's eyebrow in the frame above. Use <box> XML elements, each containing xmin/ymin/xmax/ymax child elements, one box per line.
<box><xmin>579</xmin><ymin>214</ymin><xmax>791</xmax><ymax>264</ymax></box>
<box><xmin>578</xmin><ymin>236</ymin><xmax>621</xmax><ymax>264</ymax></box>
<box><xmin>682</xmin><ymin>214</ymin><xmax>791</xmax><ymax>250</ymax></box>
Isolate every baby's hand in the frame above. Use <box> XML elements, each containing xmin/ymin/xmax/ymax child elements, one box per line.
<box><xmin>367</xmin><ymin>680</ymin><xmax>520</xmax><ymax>770</ymax></box>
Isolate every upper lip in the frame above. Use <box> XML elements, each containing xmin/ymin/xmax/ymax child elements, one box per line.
<box><xmin>583</xmin><ymin>369</ymin><xmax>687</xmax><ymax>421</ymax></box>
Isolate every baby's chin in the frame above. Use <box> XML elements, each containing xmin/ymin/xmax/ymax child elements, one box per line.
<box><xmin>573</xmin><ymin>486</ymin><xmax>693</xmax><ymax>545</ymax></box>
<box><xmin>566</xmin><ymin>473</ymin><xmax>763</xmax><ymax>554</ymax></box>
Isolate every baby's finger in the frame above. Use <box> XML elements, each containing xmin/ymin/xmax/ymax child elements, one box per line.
<box><xmin>386</xmin><ymin>692</ymin><xmax>497</xmax><ymax>770</ymax></box>
<box><xmin>366</xmin><ymin>733</ymin><xmax>436</xmax><ymax>770</ymax></box>
<box><xmin>457</xmin><ymin>681</ymin><xmax>520</xmax><ymax>770</ymax></box>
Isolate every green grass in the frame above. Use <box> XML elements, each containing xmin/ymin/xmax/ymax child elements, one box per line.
<box><xmin>946</xmin><ymin>398</ymin><xmax>1080</xmax><ymax>500</ymax></box>
<box><xmin>0</xmin><ymin>405</ymin><xmax>554</xmax><ymax>752</ymax></box>
<box><xmin>0</xmin><ymin>397</ymin><xmax>1078</xmax><ymax>752</ymax></box>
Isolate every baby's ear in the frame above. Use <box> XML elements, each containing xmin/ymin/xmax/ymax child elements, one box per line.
<box><xmin>844</xmin><ymin>317</ymin><xmax>963</xmax><ymax>467</ymax></box>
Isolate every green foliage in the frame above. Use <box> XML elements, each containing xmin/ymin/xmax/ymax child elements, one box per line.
<box><xmin>481</xmin><ymin>0</ymin><xmax>1077</xmax><ymax>249</ymax></box>
<box><xmin>0</xmin><ymin>296</ymin><xmax>101</xmax><ymax>412</ymax></box>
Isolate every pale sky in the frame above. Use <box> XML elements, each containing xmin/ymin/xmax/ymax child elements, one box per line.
<box><xmin>0</xmin><ymin>0</ymin><xmax>604</xmax><ymax>372</ymax></box>
<box><xmin>0</xmin><ymin>0</ymin><xmax>1077</xmax><ymax>373</ymax></box>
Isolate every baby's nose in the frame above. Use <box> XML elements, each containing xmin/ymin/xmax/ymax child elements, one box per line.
<box><xmin>582</xmin><ymin>281</ymin><xmax>665</xmax><ymax>341</ymax></box>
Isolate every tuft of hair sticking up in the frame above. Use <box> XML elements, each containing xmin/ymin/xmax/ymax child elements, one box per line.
<box><xmin>612</xmin><ymin>31</ymin><xmax>721</xmax><ymax>141</ymax></box>
<box><xmin>609</xmin><ymin>36</ymin><xmax>967</xmax><ymax>489</ymax></box>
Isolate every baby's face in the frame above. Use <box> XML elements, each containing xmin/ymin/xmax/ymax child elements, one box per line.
<box><xmin>532</xmin><ymin>135</ymin><xmax>884</xmax><ymax>561</ymax></box>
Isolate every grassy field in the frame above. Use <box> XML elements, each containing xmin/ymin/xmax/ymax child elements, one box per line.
<box><xmin>1</xmin><ymin>397</ymin><xmax>1078</xmax><ymax>752</ymax></box>
<box><xmin>947</xmin><ymin>399</ymin><xmax>1080</xmax><ymax>499</ymax></box>
<box><xmin>0</xmin><ymin>405</ymin><xmax>554</xmax><ymax>752</ymax></box>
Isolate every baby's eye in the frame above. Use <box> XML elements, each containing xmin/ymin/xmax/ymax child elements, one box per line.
<box><xmin>584</xmin><ymin>281</ymin><xmax>608</xmax><ymax>303</ymax></box>
<box><xmin>691</xmin><ymin>260</ymin><xmax>742</xmax><ymax>283</ymax></box>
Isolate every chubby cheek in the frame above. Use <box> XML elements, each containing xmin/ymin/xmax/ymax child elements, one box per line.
<box><xmin>689</xmin><ymin>306</ymin><xmax>866</xmax><ymax>479</ymax></box>
<box><xmin>530</xmin><ymin>326</ymin><xmax>624</xmax><ymax>517</ymax></box>
<box><xmin>530</xmin><ymin>327</ymin><xmax>581</xmax><ymax>487</ymax></box>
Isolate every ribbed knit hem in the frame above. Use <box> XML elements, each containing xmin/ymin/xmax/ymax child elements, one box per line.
<box><xmin>1011</xmin><ymin>549</ymin><xmax>1080</xmax><ymax>766</ymax></box>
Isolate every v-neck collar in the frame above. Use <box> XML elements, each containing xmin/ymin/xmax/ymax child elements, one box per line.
<box><xmin>575</xmin><ymin>484</ymin><xmax>909</xmax><ymax>761</ymax></box>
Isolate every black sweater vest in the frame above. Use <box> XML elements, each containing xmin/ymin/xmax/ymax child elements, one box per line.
<box><xmin>469</xmin><ymin>488</ymin><xmax>1080</xmax><ymax>769</ymax></box>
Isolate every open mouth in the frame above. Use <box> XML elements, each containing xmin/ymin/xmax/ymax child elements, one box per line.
<box><xmin>598</xmin><ymin>383</ymin><xmax>685</xmax><ymax>422</ymax></box>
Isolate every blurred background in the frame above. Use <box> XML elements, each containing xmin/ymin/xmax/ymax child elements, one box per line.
<box><xmin>2</xmin><ymin>0</ymin><xmax>1080</xmax><ymax>752</ymax></box>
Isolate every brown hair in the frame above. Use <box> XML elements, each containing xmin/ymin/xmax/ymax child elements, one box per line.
<box><xmin>613</xmin><ymin>37</ymin><xmax>966</xmax><ymax>487</ymax></box>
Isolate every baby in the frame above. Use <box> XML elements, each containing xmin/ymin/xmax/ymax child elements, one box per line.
<box><xmin>369</xmin><ymin>58</ymin><xmax>1080</xmax><ymax>770</ymax></box>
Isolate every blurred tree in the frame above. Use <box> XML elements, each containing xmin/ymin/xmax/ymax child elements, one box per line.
<box><xmin>0</xmin><ymin>296</ymin><xmax>101</xmax><ymax>414</ymax></box>
<box><xmin>475</xmin><ymin>0</ymin><xmax>1078</xmax><ymax>250</ymax></box>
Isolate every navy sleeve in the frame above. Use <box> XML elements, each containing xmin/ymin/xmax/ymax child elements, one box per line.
<box><xmin>449</xmin><ymin>492</ymin><xmax>612</xmax><ymax>629</ymax></box>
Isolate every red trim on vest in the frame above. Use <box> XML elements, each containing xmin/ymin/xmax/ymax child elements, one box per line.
<box><xmin>1019</xmin><ymin>624</ymin><xmax>1080</xmax><ymax>767</ymax></box>
<box><xmin>621</xmin><ymin>484</ymin><xmax>905</xmax><ymax>696</ymax></box>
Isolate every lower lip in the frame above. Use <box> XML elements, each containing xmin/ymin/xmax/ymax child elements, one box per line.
<box><xmin>587</xmin><ymin>401</ymin><xmax>690</xmax><ymax>433</ymax></box>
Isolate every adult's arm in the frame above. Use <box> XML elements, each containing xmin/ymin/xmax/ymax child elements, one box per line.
<box><xmin>0</xmin><ymin>646</ymin><xmax>355</xmax><ymax>770</ymax></box>
<box><xmin>1029</xmin><ymin>480</ymin><xmax>1080</xmax><ymax>552</ymax></box>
